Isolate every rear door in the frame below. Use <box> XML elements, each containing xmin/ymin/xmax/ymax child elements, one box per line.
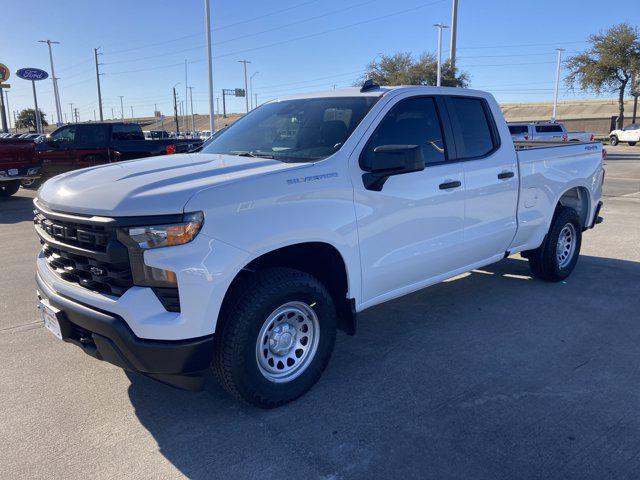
<box><xmin>444</xmin><ymin>95</ymin><xmax>519</xmax><ymax>264</ymax></box>
<box><xmin>71</xmin><ymin>124</ymin><xmax>111</xmax><ymax>168</ymax></box>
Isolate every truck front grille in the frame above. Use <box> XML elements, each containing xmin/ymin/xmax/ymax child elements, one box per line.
<box><xmin>34</xmin><ymin>207</ymin><xmax>133</xmax><ymax>297</ymax></box>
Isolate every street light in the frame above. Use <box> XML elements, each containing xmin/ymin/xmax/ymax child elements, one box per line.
<box><xmin>38</xmin><ymin>39</ymin><xmax>63</xmax><ymax>124</ymax></box>
<box><xmin>551</xmin><ymin>48</ymin><xmax>565</xmax><ymax>122</ymax></box>
<box><xmin>250</xmin><ymin>71</ymin><xmax>259</xmax><ymax>109</ymax></box>
<box><xmin>204</xmin><ymin>0</ymin><xmax>215</xmax><ymax>133</ymax></box>
<box><xmin>238</xmin><ymin>60</ymin><xmax>251</xmax><ymax>113</ymax></box>
<box><xmin>433</xmin><ymin>24</ymin><xmax>449</xmax><ymax>87</ymax></box>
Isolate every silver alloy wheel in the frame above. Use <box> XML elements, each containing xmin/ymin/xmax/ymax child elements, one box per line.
<box><xmin>556</xmin><ymin>223</ymin><xmax>577</xmax><ymax>268</ymax></box>
<box><xmin>256</xmin><ymin>301</ymin><xmax>320</xmax><ymax>383</ymax></box>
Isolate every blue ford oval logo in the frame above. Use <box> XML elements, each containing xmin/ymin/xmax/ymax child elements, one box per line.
<box><xmin>16</xmin><ymin>68</ymin><xmax>49</xmax><ymax>81</ymax></box>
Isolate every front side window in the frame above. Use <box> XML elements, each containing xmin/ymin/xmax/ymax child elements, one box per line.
<box><xmin>447</xmin><ymin>97</ymin><xmax>496</xmax><ymax>158</ymax></box>
<box><xmin>50</xmin><ymin>126</ymin><xmax>76</xmax><ymax>144</ymax></box>
<box><xmin>508</xmin><ymin>125</ymin><xmax>529</xmax><ymax>135</ymax></box>
<box><xmin>202</xmin><ymin>96</ymin><xmax>379</xmax><ymax>162</ymax></box>
<box><xmin>361</xmin><ymin>97</ymin><xmax>446</xmax><ymax>167</ymax></box>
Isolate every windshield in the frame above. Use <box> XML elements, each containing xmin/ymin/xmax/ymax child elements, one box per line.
<box><xmin>202</xmin><ymin>96</ymin><xmax>379</xmax><ymax>162</ymax></box>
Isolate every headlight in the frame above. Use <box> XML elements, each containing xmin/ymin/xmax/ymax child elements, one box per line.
<box><xmin>117</xmin><ymin>211</ymin><xmax>204</xmax><ymax>289</ymax></box>
<box><xmin>121</xmin><ymin>211</ymin><xmax>204</xmax><ymax>249</ymax></box>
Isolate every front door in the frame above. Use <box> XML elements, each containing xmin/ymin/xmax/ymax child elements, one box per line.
<box><xmin>71</xmin><ymin>125</ymin><xmax>111</xmax><ymax>168</ymax></box>
<box><xmin>352</xmin><ymin>95</ymin><xmax>466</xmax><ymax>305</ymax></box>
<box><xmin>37</xmin><ymin>125</ymin><xmax>76</xmax><ymax>177</ymax></box>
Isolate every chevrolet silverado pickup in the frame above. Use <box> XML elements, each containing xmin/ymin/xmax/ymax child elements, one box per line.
<box><xmin>0</xmin><ymin>137</ymin><xmax>41</xmax><ymax>197</ymax></box>
<box><xmin>34</xmin><ymin>84</ymin><xmax>604</xmax><ymax>408</ymax></box>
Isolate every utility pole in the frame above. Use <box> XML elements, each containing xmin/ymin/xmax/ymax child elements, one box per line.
<box><xmin>184</xmin><ymin>60</ymin><xmax>189</xmax><ymax>131</ymax></box>
<box><xmin>188</xmin><ymin>86</ymin><xmax>195</xmax><ymax>131</ymax></box>
<box><xmin>631</xmin><ymin>72</ymin><xmax>639</xmax><ymax>124</ymax></box>
<box><xmin>69</xmin><ymin>103</ymin><xmax>74</xmax><ymax>123</ymax></box>
<box><xmin>94</xmin><ymin>47</ymin><xmax>104</xmax><ymax>121</ymax></box>
<box><xmin>111</xmin><ymin>107</ymin><xmax>114</xmax><ymax>119</ymax></box>
<box><xmin>215</xmin><ymin>97</ymin><xmax>220</xmax><ymax>130</ymax></box>
<box><xmin>254</xmin><ymin>93</ymin><xmax>258</xmax><ymax>109</ymax></box>
<box><xmin>205</xmin><ymin>0</ymin><xmax>215</xmax><ymax>134</ymax></box>
<box><xmin>449</xmin><ymin>0</ymin><xmax>459</xmax><ymax>70</ymax></box>
<box><xmin>222</xmin><ymin>89</ymin><xmax>227</xmax><ymax>118</ymax></box>
<box><xmin>39</xmin><ymin>39</ymin><xmax>63</xmax><ymax>125</ymax></box>
<box><xmin>4</xmin><ymin>91</ymin><xmax>11</xmax><ymax>131</ymax></box>
<box><xmin>551</xmin><ymin>48</ymin><xmax>565</xmax><ymax>122</ymax></box>
<box><xmin>118</xmin><ymin>96</ymin><xmax>124</xmax><ymax>120</ymax></box>
<box><xmin>434</xmin><ymin>24</ymin><xmax>449</xmax><ymax>86</ymax></box>
<box><xmin>0</xmin><ymin>87</ymin><xmax>6</xmax><ymax>133</ymax></box>
<box><xmin>31</xmin><ymin>81</ymin><xmax>42</xmax><ymax>133</ymax></box>
<box><xmin>74</xmin><ymin>108</ymin><xmax>79</xmax><ymax>123</ymax></box>
<box><xmin>238</xmin><ymin>60</ymin><xmax>251</xmax><ymax>113</ymax></box>
<box><xmin>250</xmin><ymin>71</ymin><xmax>259</xmax><ymax>109</ymax></box>
<box><xmin>130</xmin><ymin>106</ymin><xmax>134</xmax><ymax>120</ymax></box>
<box><xmin>12</xmin><ymin>111</ymin><xmax>17</xmax><ymax>133</ymax></box>
<box><xmin>93</xmin><ymin>109</ymin><xmax>96</xmax><ymax>121</ymax></box>
<box><xmin>173</xmin><ymin>85</ymin><xmax>180</xmax><ymax>134</ymax></box>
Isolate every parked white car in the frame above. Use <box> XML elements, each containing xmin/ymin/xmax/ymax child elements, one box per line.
<box><xmin>609</xmin><ymin>123</ymin><xmax>640</xmax><ymax>146</ymax></box>
<box><xmin>508</xmin><ymin>122</ymin><xmax>594</xmax><ymax>143</ymax></box>
<box><xmin>34</xmin><ymin>84</ymin><xmax>604</xmax><ymax>407</ymax></box>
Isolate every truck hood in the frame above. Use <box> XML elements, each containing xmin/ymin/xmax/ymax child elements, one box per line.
<box><xmin>37</xmin><ymin>153</ymin><xmax>310</xmax><ymax>216</ymax></box>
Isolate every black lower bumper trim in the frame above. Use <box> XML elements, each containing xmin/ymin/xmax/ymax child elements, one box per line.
<box><xmin>36</xmin><ymin>272</ymin><xmax>214</xmax><ymax>391</ymax></box>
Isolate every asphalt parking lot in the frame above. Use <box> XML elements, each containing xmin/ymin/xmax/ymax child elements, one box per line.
<box><xmin>1</xmin><ymin>145</ymin><xmax>639</xmax><ymax>480</ymax></box>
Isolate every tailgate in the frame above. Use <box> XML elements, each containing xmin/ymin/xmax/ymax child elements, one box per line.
<box><xmin>0</xmin><ymin>140</ymin><xmax>39</xmax><ymax>168</ymax></box>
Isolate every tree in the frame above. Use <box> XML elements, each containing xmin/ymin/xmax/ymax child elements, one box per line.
<box><xmin>358</xmin><ymin>51</ymin><xmax>469</xmax><ymax>88</ymax></box>
<box><xmin>15</xmin><ymin>108</ymin><xmax>48</xmax><ymax>130</ymax></box>
<box><xmin>565</xmin><ymin>23</ymin><xmax>640</xmax><ymax>129</ymax></box>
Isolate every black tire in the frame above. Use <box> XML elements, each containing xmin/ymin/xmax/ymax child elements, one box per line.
<box><xmin>609</xmin><ymin>135</ymin><xmax>619</xmax><ymax>146</ymax></box>
<box><xmin>526</xmin><ymin>206</ymin><xmax>582</xmax><ymax>282</ymax></box>
<box><xmin>21</xmin><ymin>177</ymin><xmax>42</xmax><ymax>189</ymax></box>
<box><xmin>212</xmin><ymin>267</ymin><xmax>337</xmax><ymax>408</ymax></box>
<box><xmin>0</xmin><ymin>180</ymin><xmax>20</xmax><ymax>198</ymax></box>
<box><xmin>629</xmin><ymin>142</ymin><xmax>637</xmax><ymax>146</ymax></box>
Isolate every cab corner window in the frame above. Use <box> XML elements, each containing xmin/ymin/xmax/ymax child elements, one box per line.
<box><xmin>361</xmin><ymin>96</ymin><xmax>446</xmax><ymax>169</ymax></box>
<box><xmin>447</xmin><ymin>97</ymin><xmax>496</xmax><ymax>159</ymax></box>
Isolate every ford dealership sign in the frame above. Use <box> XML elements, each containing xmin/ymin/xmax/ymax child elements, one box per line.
<box><xmin>16</xmin><ymin>68</ymin><xmax>48</xmax><ymax>81</ymax></box>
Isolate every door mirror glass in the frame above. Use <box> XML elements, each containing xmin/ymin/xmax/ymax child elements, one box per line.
<box><xmin>363</xmin><ymin>144</ymin><xmax>425</xmax><ymax>191</ymax></box>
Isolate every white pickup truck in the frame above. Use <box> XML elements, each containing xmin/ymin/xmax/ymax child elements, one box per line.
<box><xmin>34</xmin><ymin>84</ymin><xmax>604</xmax><ymax>408</ymax></box>
<box><xmin>508</xmin><ymin>122</ymin><xmax>595</xmax><ymax>143</ymax></box>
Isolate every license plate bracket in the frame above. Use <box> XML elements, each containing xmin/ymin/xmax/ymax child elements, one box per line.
<box><xmin>39</xmin><ymin>300</ymin><xmax>63</xmax><ymax>340</ymax></box>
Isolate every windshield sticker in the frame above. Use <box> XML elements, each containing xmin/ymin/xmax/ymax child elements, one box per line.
<box><xmin>287</xmin><ymin>172</ymin><xmax>338</xmax><ymax>185</ymax></box>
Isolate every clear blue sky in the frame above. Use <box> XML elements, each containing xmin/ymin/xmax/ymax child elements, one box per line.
<box><xmin>2</xmin><ymin>0</ymin><xmax>638</xmax><ymax>123</ymax></box>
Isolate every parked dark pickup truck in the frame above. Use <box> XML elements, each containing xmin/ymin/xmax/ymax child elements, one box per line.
<box><xmin>0</xmin><ymin>138</ymin><xmax>41</xmax><ymax>197</ymax></box>
<box><xmin>36</xmin><ymin>123</ymin><xmax>202</xmax><ymax>182</ymax></box>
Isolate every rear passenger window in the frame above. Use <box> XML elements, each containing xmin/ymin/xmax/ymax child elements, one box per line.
<box><xmin>508</xmin><ymin>125</ymin><xmax>529</xmax><ymax>135</ymax></box>
<box><xmin>361</xmin><ymin>97</ymin><xmax>446</xmax><ymax>167</ymax></box>
<box><xmin>447</xmin><ymin>97</ymin><xmax>496</xmax><ymax>158</ymax></box>
<box><xmin>112</xmin><ymin>124</ymin><xmax>144</xmax><ymax>141</ymax></box>
<box><xmin>535</xmin><ymin>124</ymin><xmax>563</xmax><ymax>133</ymax></box>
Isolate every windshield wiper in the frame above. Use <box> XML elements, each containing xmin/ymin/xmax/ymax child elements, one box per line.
<box><xmin>229</xmin><ymin>150</ymin><xmax>275</xmax><ymax>159</ymax></box>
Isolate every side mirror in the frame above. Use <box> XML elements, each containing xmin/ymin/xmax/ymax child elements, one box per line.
<box><xmin>362</xmin><ymin>144</ymin><xmax>425</xmax><ymax>191</ymax></box>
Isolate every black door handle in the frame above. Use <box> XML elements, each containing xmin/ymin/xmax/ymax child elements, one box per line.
<box><xmin>498</xmin><ymin>171</ymin><xmax>515</xmax><ymax>180</ymax></box>
<box><xmin>439</xmin><ymin>180</ymin><xmax>462</xmax><ymax>190</ymax></box>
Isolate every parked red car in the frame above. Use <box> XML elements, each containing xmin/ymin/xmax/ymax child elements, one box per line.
<box><xmin>0</xmin><ymin>138</ymin><xmax>41</xmax><ymax>197</ymax></box>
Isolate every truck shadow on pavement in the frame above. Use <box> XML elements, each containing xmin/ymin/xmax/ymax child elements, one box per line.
<box><xmin>126</xmin><ymin>254</ymin><xmax>640</xmax><ymax>480</ymax></box>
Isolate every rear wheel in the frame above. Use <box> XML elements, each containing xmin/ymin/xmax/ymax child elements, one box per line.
<box><xmin>609</xmin><ymin>135</ymin><xmax>619</xmax><ymax>146</ymax></box>
<box><xmin>525</xmin><ymin>206</ymin><xmax>582</xmax><ymax>282</ymax></box>
<box><xmin>629</xmin><ymin>142</ymin><xmax>637</xmax><ymax>146</ymax></box>
<box><xmin>21</xmin><ymin>177</ymin><xmax>42</xmax><ymax>189</ymax></box>
<box><xmin>0</xmin><ymin>180</ymin><xmax>20</xmax><ymax>197</ymax></box>
<box><xmin>212</xmin><ymin>267</ymin><xmax>337</xmax><ymax>408</ymax></box>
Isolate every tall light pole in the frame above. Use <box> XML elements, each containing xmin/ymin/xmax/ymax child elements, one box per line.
<box><xmin>39</xmin><ymin>40</ymin><xmax>63</xmax><ymax>125</ymax></box>
<box><xmin>188</xmin><ymin>86</ymin><xmax>196</xmax><ymax>131</ymax></box>
<box><xmin>130</xmin><ymin>106</ymin><xmax>134</xmax><ymax>120</ymax></box>
<box><xmin>552</xmin><ymin>48</ymin><xmax>565</xmax><ymax>122</ymax></box>
<box><xmin>94</xmin><ymin>47</ymin><xmax>104</xmax><ymax>121</ymax></box>
<box><xmin>184</xmin><ymin>59</ymin><xmax>189</xmax><ymax>130</ymax></box>
<box><xmin>204</xmin><ymin>0</ymin><xmax>215</xmax><ymax>133</ymax></box>
<box><xmin>69</xmin><ymin>103</ymin><xmax>74</xmax><ymax>124</ymax></box>
<box><xmin>4</xmin><ymin>91</ymin><xmax>11</xmax><ymax>131</ymax></box>
<box><xmin>250</xmin><ymin>71</ymin><xmax>259</xmax><ymax>109</ymax></box>
<box><xmin>118</xmin><ymin>96</ymin><xmax>124</xmax><ymax>120</ymax></box>
<box><xmin>449</xmin><ymin>0</ymin><xmax>459</xmax><ymax>70</ymax></box>
<box><xmin>434</xmin><ymin>24</ymin><xmax>449</xmax><ymax>87</ymax></box>
<box><xmin>238</xmin><ymin>60</ymin><xmax>251</xmax><ymax>113</ymax></box>
<box><xmin>215</xmin><ymin>97</ymin><xmax>220</xmax><ymax>131</ymax></box>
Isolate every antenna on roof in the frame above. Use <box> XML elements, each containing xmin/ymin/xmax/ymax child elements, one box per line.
<box><xmin>360</xmin><ymin>79</ymin><xmax>379</xmax><ymax>92</ymax></box>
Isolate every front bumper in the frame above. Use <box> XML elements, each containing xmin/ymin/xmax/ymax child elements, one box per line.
<box><xmin>36</xmin><ymin>271</ymin><xmax>214</xmax><ymax>391</ymax></box>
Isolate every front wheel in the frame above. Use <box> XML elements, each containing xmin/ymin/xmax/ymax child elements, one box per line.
<box><xmin>629</xmin><ymin>142</ymin><xmax>637</xmax><ymax>146</ymax></box>
<box><xmin>21</xmin><ymin>177</ymin><xmax>42</xmax><ymax>189</ymax></box>
<box><xmin>525</xmin><ymin>206</ymin><xmax>582</xmax><ymax>282</ymax></box>
<box><xmin>609</xmin><ymin>135</ymin><xmax>619</xmax><ymax>146</ymax></box>
<box><xmin>0</xmin><ymin>180</ymin><xmax>20</xmax><ymax>198</ymax></box>
<box><xmin>212</xmin><ymin>268</ymin><xmax>337</xmax><ymax>408</ymax></box>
